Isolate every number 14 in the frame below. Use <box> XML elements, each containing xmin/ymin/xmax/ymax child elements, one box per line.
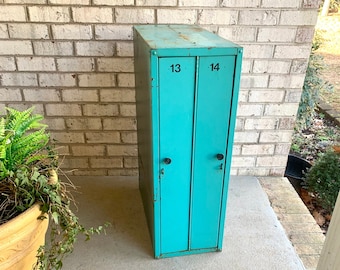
<box><xmin>210</xmin><ymin>63</ymin><xmax>220</xmax><ymax>71</ymax></box>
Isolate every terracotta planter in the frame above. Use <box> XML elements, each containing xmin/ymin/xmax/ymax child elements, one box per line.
<box><xmin>0</xmin><ymin>203</ymin><xmax>49</xmax><ymax>270</ymax></box>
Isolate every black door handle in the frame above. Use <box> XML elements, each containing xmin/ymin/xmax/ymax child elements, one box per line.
<box><xmin>216</xmin><ymin>154</ymin><xmax>224</xmax><ymax>160</ymax></box>
<box><xmin>164</xmin><ymin>158</ymin><xmax>172</xmax><ymax>165</ymax></box>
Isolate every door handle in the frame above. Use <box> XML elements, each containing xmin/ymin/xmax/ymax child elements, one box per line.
<box><xmin>216</xmin><ymin>154</ymin><xmax>224</xmax><ymax>160</ymax></box>
<box><xmin>164</xmin><ymin>158</ymin><xmax>172</xmax><ymax>165</ymax></box>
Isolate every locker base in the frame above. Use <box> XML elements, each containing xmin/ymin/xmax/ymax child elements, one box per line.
<box><xmin>156</xmin><ymin>248</ymin><xmax>222</xmax><ymax>259</ymax></box>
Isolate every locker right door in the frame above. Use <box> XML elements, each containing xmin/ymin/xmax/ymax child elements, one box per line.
<box><xmin>190</xmin><ymin>56</ymin><xmax>236</xmax><ymax>250</ymax></box>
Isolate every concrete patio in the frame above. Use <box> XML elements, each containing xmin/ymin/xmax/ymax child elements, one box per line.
<box><xmin>59</xmin><ymin>176</ymin><xmax>312</xmax><ymax>270</ymax></box>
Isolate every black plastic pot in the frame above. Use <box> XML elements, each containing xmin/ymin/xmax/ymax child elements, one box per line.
<box><xmin>284</xmin><ymin>154</ymin><xmax>312</xmax><ymax>193</ymax></box>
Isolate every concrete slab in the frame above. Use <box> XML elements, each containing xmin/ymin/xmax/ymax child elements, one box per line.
<box><xmin>61</xmin><ymin>176</ymin><xmax>305</xmax><ymax>270</ymax></box>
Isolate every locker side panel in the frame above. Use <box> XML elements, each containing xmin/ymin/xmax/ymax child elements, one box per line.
<box><xmin>158</xmin><ymin>57</ymin><xmax>196</xmax><ymax>255</ymax></box>
<box><xmin>191</xmin><ymin>56</ymin><xmax>236</xmax><ymax>250</ymax></box>
<box><xmin>134</xmin><ymin>29</ymin><xmax>159</xmax><ymax>254</ymax></box>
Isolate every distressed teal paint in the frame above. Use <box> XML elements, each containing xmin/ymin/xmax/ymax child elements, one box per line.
<box><xmin>133</xmin><ymin>24</ymin><xmax>243</xmax><ymax>258</ymax></box>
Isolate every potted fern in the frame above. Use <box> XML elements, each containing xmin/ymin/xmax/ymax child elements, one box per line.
<box><xmin>0</xmin><ymin>107</ymin><xmax>107</xmax><ymax>270</ymax></box>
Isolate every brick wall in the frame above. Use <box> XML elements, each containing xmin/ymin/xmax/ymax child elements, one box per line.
<box><xmin>0</xmin><ymin>0</ymin><xmax>320</xmax><ymax>176</ymax></box>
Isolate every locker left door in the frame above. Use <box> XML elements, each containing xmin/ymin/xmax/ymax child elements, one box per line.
<box><xmin>158</xmin><ymin>57</ymin><xmax>196</xmax><ymax>255</ymax></box>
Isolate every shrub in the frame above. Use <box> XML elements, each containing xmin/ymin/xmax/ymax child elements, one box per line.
<box><xmin>304</xmin><ymin>151</ymin><xmax>340</xmax><ymax>213</ymax></box>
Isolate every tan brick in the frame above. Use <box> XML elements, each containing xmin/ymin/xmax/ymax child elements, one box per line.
<box><xmin>259</xmin><ymin>131</ymin><xmax>293</xmax><ymax>143</ymax></box>
<box><xmin>117</xmin><ymin>73</ymin><xmax>135</xmax><ymax>87</ymax></box>
<box><xmin>62</xmin><ymin>89</ymin><xmax>98</xmax><ymax>102</ymax></box>
<box><xmin>179</xmin><ymin>0</ymin><xmax>217</xmax><ymax>6</ymax></box>
<box><xmin>280</xmin><ymin>11</ymin><xmax>318</xmax><ymax>26</ymax></box>
<box><xmin>296</xmin><ymin>27</ymin><xmax>315</xmax><ymax>43</ymax></box>
<box><xmin>241</xmin><ymin>60</ymin><xmax>252</xmax><ymax>74</ymax></box>
<box><xmin>56</xmin><ymin>58</ymin><xmax>95</xmax><ymax>72</ymax></box>
<box><xmin>219</xmin><ymin>27</ymin><xmax>256</xmax><ymax>42</ymax></box>
<box><xmin>291</xmin><ymin>60</ymin><xmax>308</xmax><ymax>74</ymax></box>
<box><xmin>60</xmin><ymin>157</ymin><xmax>89</xmax><ymax>169</ymax></box>
<box><xmin>198</xmin><ymin>9</ymin><xmax>238</xmax><ymax>25</ymax></box>
<box><xmin>33</xmin><ymin>41</ymin><xmax>73</xmax><ymax>56</ymax></box>
<box><xmin>0</xmin><ymin>41</ymin><xmax>33</xmax><ymax>55</ymax></box>
<box><xmin>72</xmin><ymin>7</ymin><xmax>113</xmax><ymax>23</ymax></box>
<box><xmin>51</xmin><ymin>132</ymin><xmax>85</xmax><ymax>144</ymax></box>
<box><xmin>108</xmin><ymin>168</ymin><xmax>138</xmax><ymax>176</ymax></box>
<box><xmin>269</xmin><ymin>75</ymin><xmax>305</xmax><ymax>89</ymax></box>
<box><xmin>244</xmin><ymin>118</ymin><xmax>278</xmax><ymax>130</ymax></box>
<box><xmin>231</xmin><ymin>156</ymin><xmax>256</xmax><ymax>167</ymax></box>
<box><xmin>264</xmin><ymin>104</ymin><xmax>299</xmax><ymax>117</ymax></box>
<box><xmin>100</xmin><ymin>89</ymin><xmax>135</xmax><ymax>102</ymax></box>
<box><xmin>107</xmin><ymin>145</ymin><xmax>137</xmax><ymax>156</ymax></box>
<box><xmin>261</xmin><ymin>0</ymin><xmax>300</xmax><ymax>8</ymax></box>
<box><xmin>103</xmin><ymin>118</ymin><xmax>137</xmax><ymax>130</ymax></box>
<box><xmin>28</xmin><ymin>6</ymin><xmax>70</xmax><ymax>22</ymax></box>
<box><xmin>97</xmin><ymin>58</ymin><xmax>134</xmax><ymax>72</ymax></box>
<box><xmin>257</xmin><ymin>27</ymin><xmax>296</xmax><ymax>42</ymax></box>
<box><xmin>221</xmin><ymin>0</ymin><xmax>260</xmax><ymax>7</ymax></box>
<box><xmin>52</xmin><ymin>25</ymin><xmax>92</xmax><ymax>40</ymax></box>
<box><xmin>78</xmin><ymin>74</ymin><xmax>116</xmax><ymax>87</ymax></box>
<box><xmin>65</xmin><ymin>118</ymin><xmax>102</xmax><ymax>130</ymax></box>
<box><xmin>116</xmin><ymin>42</ymin><xmax>134</xmax><ymax>56</ymax></box>
<box><xmin>237</xmin><ymin>104</ymin><xmax>263</xmax><ymax>116</ymax></box>
<box><xmin>237</xmin><ymin>167</ymin><xmax>269</xmax><ymax>176</ymax></box>
<box><xmin>5</xmin><ymin>0</ymin><xmax>46</xmax><ymax>3</ymax></box>
<box><xmin>83</xmin><ymin>104</ymin><xmax>119</xmax><ymax>116</ymax></box>
<box><xmin>115</xmin><ymin>8</ymin><xmax>154</xmax><ymax>24</ymax></box>
<box><xmin>240</xmin><ymin>75</ymin><xmax>269</xmax><ymax>88</ymax></box>
<box><xmin>256</xmin><ymin>155</ymin><xmax>288</xmax><ymax>167</ymax></box>
<box><xmin>303</xmin><ymin>0</ymin><xmax>320</xmax><ymax>8</ymax></box>
<box><xmin>94</xmin><ymin>0</ymin><xmax>133</xmax><ymax>5</ymax></box>
<box><xmin>0</xmin><ymin>57</ymin><xmax>16</xmax><ymax>71</ymax></box>
<box><xmin>136</xmin><ymin>0</ymin><xmax>176</xmax><ymax>5</ymax></box>
<box><xmin>234</xmin><ymin>131</ymin><xmax>260</xmax><ymax>143</ymax></box>
<box><xmin>0</xmin><ymin>73</ymin><xmax>37</xmax><ymax>86</ymax></box>
<box><xmin>120</xmin><ymin>104</ymin><xmax>136</xmax><ymax>117</ymax></box>
<box><xmin>242</xmin><ymin>44</ymin><xmax>274</xmax><ymax>58</ymax></box>
<box><xmin>71</xmin><ymin>145</ymin><xmax>106</xmax><ymax>156</ymax></box>
<box><xmin>75</xmin><ymin>41</ymin><xmax>115</xmax><ymax>56</ymax></box>
<box><xmin>123</xmin><ymin>157</ymin><xmax>138</xmax><ymax>168</ymax></box>
<box><xmin>95</xmin><ymin>25</ymin><xmax>133</xmax><ymax>40</ymax></box>
<box><xmin>275</xmin><ymin>143</ymin><xmax>291</xmax><ymax>155</ymax></box>
<box><xmin>85</xmin><ymin>132</ymin><xmax>120</xmax><ymax>143</ymax></box>
<box><xmin>90</xmin><ymin>157</ymin><xmax>123</xmax><ymax>168</ymax></box>
<box><xmin>8</xmin><ymin>24</ymin><xmax>49</xmax><ymax>39</ymax></box>
<box><xmin>45</xmin><ymin>104</ymin><xmax>82</xmax><ymax>116</ymax></box>
<box><xmin>50</xmin><ymin>0</ymin><xmax>89</xmax><ymax>4</ymax></box>
<box><xmin>121</xmin><ymin>131</ymin><xmax>137</xmax><ymax>143</ymax></box>
<box><xmin>43</xmin><ymin>118</ymin><xmax>65</xmax><ymax>130</ymax></box>
<box><xmin>239</xmin><ymin>10</ymin><xmax>279</xmax><ymax>25</ymax></box>
<box><xmin>274</xmin><ymin>45</ymin><xmax>311</xmax><ymax>59</ymax></box>
<box><xmin>17</xmin><ymin>57</ymin><xmax>56</xmax><ymax>71</ymax></box>
<box><xmin>242</xmin><ymin>144</ymin><xmax>275</xmax><ymax>155</ymax></box>
<box><xmin>0</xmin><ymin>88</ymin><xmax>22</xmax><ymax>101</ymax></box>
<box><xmin>23</xmin><ymin>89</ymin><xmax>61</xmax><ymax>101</ymax></box>
<box><xmin>0</xmin><ymin>24</ymin><xmax>8</xmax><ymax>38</ymax></box>
<box><xmin>248</xmin><ymin>90</ymin><xmax>285</xmax><ymax>102</ymax></box>
<box><xmin>158</xmin><ymin>9</ymin><xmax>197</xmax><ymax>24</ymax></box>
<box><xmin>278</xmin><ymin>117</ymin><xmax>296</xmax><ymax>129</ymax></box>
<box><xmin>39</xmin><ymin>74</ymin><xmax>76</xmax><ymax>87</ymax></box>
<box><xmin>0</xmin><ymin>6</ymin><xmax>26</xmax><ymax>21</ymax></box>
<box><xmin>253</xmin><ymin>60</ymin><xmax>291</xmax><ymax>74</ymax></box>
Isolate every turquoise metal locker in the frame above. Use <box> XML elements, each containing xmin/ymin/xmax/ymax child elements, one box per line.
<box><xmin>133</xmin><ymin>24</ymin><xmax>243</xmax><ymax>258</ymax></box>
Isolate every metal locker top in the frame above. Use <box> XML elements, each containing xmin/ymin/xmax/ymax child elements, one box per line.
<box><xmin>133</xmin><ymin>24</ymin><xmax>243</xmax><ymax>57</ymax></box>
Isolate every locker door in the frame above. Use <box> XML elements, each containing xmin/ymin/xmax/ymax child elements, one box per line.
<box><xmin>158</xmin><ymin>57</ymin><xmax>196</xmax><ymax>254</ymax></box>
<box><xmin>191</xmin><ymin>56</ymin><xmax>236</xmax><ymax>249</ymax></box>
